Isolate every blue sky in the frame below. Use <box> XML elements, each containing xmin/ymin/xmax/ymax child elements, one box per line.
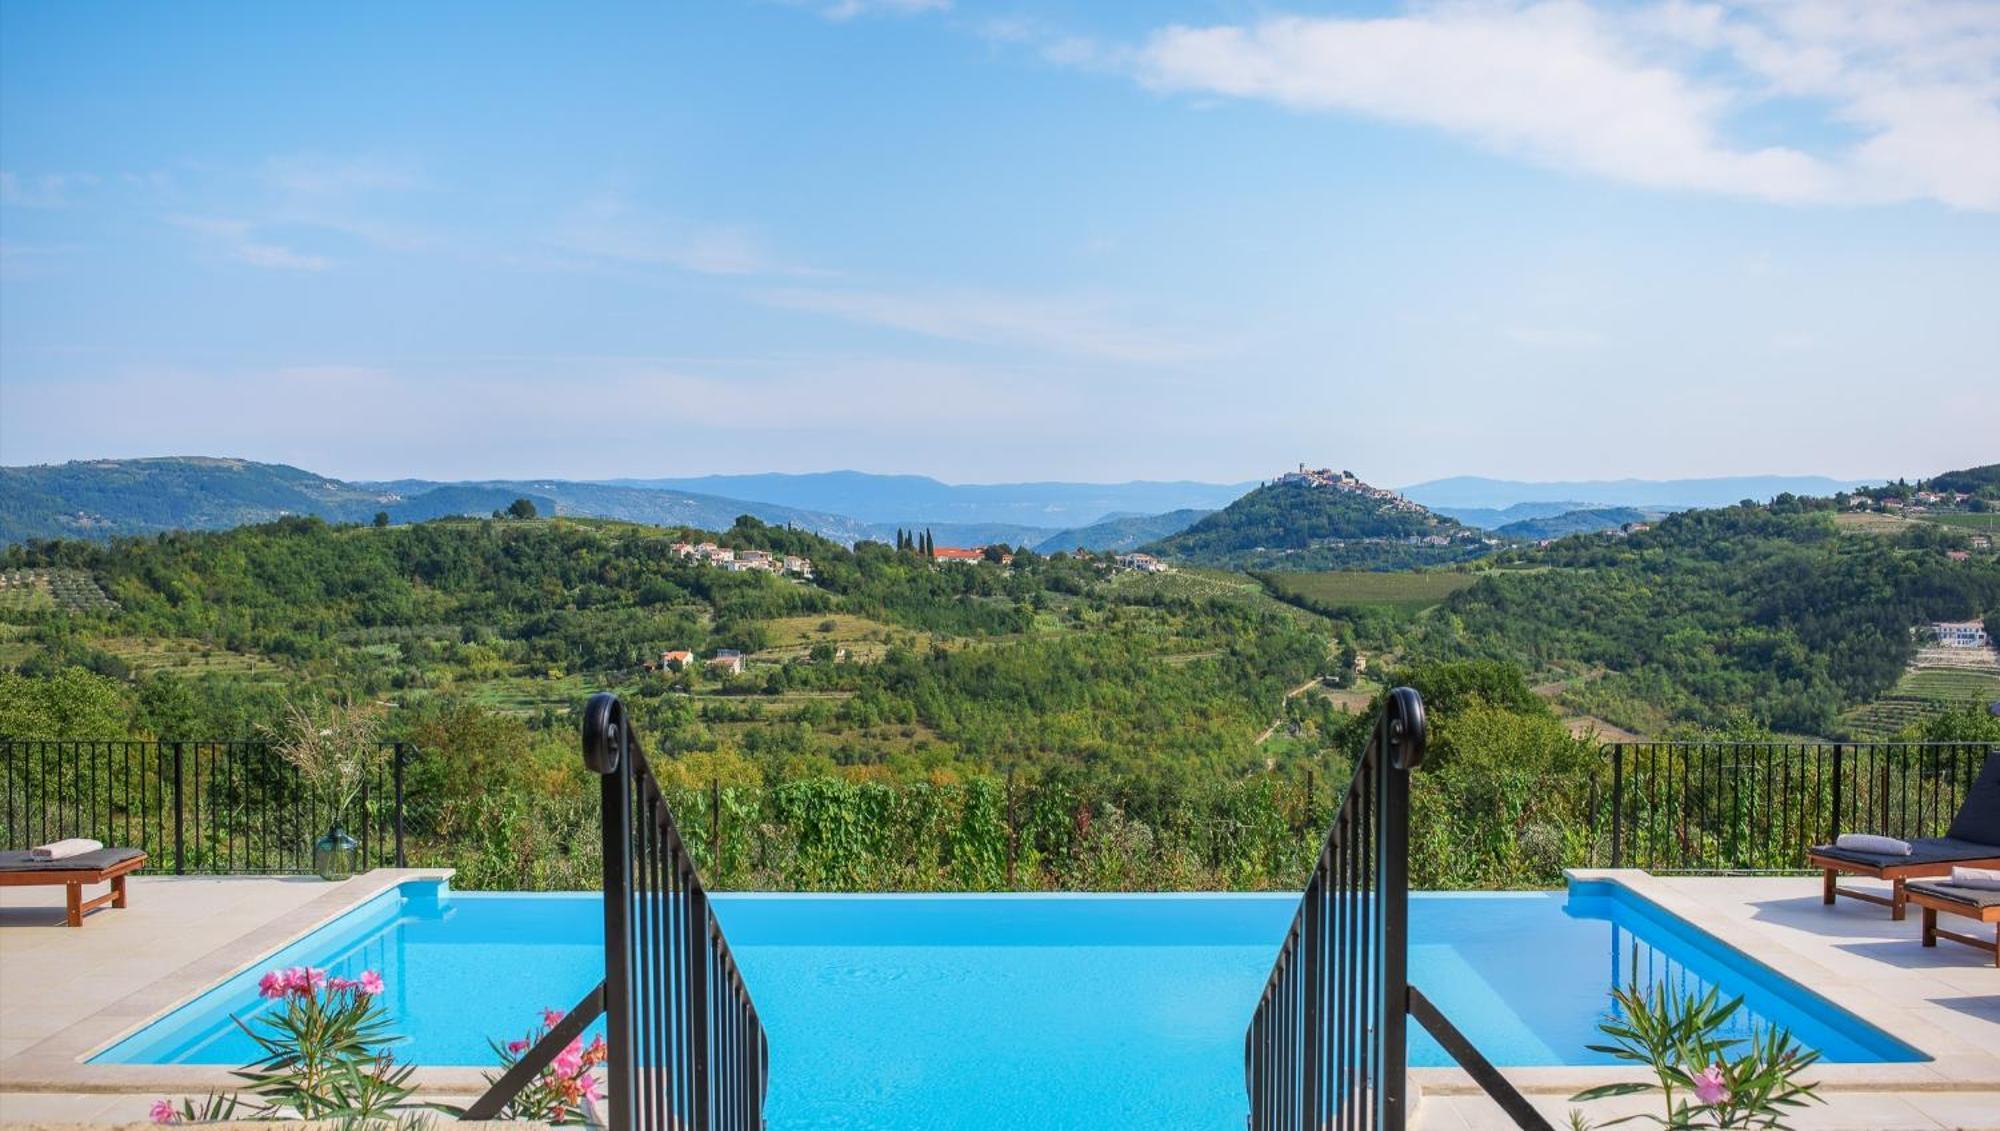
<box><xmin>2</xmin><ymin>0</ymin><xmax>1995</xmax><ymax>485</ymax></box>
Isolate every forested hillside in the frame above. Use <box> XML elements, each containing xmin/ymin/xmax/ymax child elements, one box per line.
<box><xmin>1494</xmin><ymin>507</ymin><xmax>1650</xmax><ymax>540</ymax></box>
<box><xmin>4</xmin><ymin>488</ymin><xmax>1997</xmax><ymax>892</ymax></box>
<box><xmin>1146</xmin><ymin>477</ymin><xmax>1490</xmax><ymax>569</ymax></box>
<box><xmin>1395</xmin><ymin>500</ymin><xmax>2000</xmax><ymax>736</ymax></box>
<box><xmin>1033</xmin><ymin>509</ymin><xmax>1212</xmax><ymax>553</ymax></box>
<box><xmin>0</xmin><ymin>515</ymin><xmax>1343</xmax><ymax>781</ymax></box>
<box><xmin>0</xmin><ymin>457</ymin><xmax>875</xmax><ymax>545</ymax></box>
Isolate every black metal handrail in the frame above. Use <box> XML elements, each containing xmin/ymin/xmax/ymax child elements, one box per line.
<box><xmin>1246</xmin><ymin>688</ymin><xmax>1552</xmax><ymax>1131</ymax></box>
<box><xmin>0</xmin><ymin>738</ymin><xmax>408</xmax><ymax>873</ymax></box>
<box><xmin>1603</xmin><ymin>741</ymin><xmax>1997</xmax><ymax>873</ymax></box>
<box><xmin>466</xmin><ymin>692</ymin><xmax>767</xmax><ymax>1130</ymax></box>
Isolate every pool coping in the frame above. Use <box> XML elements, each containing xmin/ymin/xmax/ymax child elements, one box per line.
<box><xmin>1410</xmin><ymin>869</ymin><xmax>2000</xmax><ymax>1101</ymax></box>
<box><xmin>7</xmin><ymin>869</ymin><xmax>1996</xmax><ymax>1100</ymax></box>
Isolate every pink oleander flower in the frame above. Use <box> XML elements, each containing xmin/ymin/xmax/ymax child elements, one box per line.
<box><xmin>506</xmin><ymin>1038</ymin><xmax>530</xmax><ymax>1054</ymax></box>
<box><xmin>356</xmin><ymin>969</ymin><xmax>384</xmax><ymax>996</ymax></box>
<box><xmin>541</xmin><ymin>1007</ymin><xmax>565</xmax><ymax>1029</ymax></box>
<box><xmin>279</xmin><ymin>966</ymin><xmax>326</xmax><ymax>996</ymax></box>
<box><xmin>577</xmin><ymin>1069</ymin><xmax>603</xmax><ymax>1101</ymax></box>
<box><xmin>257</xmin><ymin>970</ymin><xmax>287</xmax><ymax>999</ymax></box>
<box><xmin>328</xmin><ymin>976</ymin><xmax>355</xmax><ymax>992</ymax></box>
<box><xmin>553</xmin><ymin>1041</ymin><xmax>583</xmax><ymax>1080</ymax></box>
<box><xmin>1692</xmin><ymin>1063</ymin><xmax>1730</xmax><ymax>1106</ymax></box>
<box><xmin>149</xmin><ymin>1099</ymin><xmax>177</xmax><ymax>1125</ymax></box>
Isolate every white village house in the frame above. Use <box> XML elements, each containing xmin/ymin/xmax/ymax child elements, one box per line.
<box><xmin>1933</xmin><ymin>621</ymin><xmax>1992</xmax><ymax>649</ymax></box>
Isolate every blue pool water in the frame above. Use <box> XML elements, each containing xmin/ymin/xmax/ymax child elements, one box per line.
<box><xmin>98</xmin><ymin>880</ymin><xmax>1921</xmax><ymax>1129</ymax></box>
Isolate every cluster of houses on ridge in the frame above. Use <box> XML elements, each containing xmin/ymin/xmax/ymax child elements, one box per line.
<box><xmin>670</xmin><ymin>541</ymin><xmax>813</xmax><ymax>579</ymax></box>
<box><xmin>1278</xmin><ymin>465</ymin><xmax>1429</xmax><ymax>514</ymax></box>
<box><xmin>657</xmin><ymin>648</ymin><xmax>746</xmax><ymax>676</ymax></box>
<box><xmin>1851</xmin><ymin>490</ymin><xmax>1984</xmax><ymax>515</ymax></box>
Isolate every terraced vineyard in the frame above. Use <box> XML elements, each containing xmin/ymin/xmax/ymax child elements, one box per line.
<box><xmin>95</xmin><ymin>636</ymin><xmax>281</xmax><ymax>677</ymax></box>
<box><xmin>0</xmin><ymin>568</ymin><xmax>119</xmax><ymax>614</ymax></box>
<box><xmin>1840</xmin><ymin>648</ymin><xmax>2000</xmax><ymax>738</ymax></box>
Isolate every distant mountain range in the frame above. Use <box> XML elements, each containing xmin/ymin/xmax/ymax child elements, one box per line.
<box><xmin>1398</xmin><ymin>474</ymin><xmax>1877</xmax><ymax>512</ymax></box>
<box><xmin>1426</xmin><ymin>501</ymin><xmax>1596</xmax><ymax>530</ymax></box>
<box><xmin>1032</xmin><ymin>509</ymin><xmax>1213</xmax><ymax>555</ymax></box>
<box><xmin>601</xmin><ymin>471</ymin><xmax>1255</xmax><ymax>529</ymax></box>
<box><xmin>0</xmin><ymin>457</ymin><xmax>1900</xmax><ymax>554</ymax></box>
<box><xmin>1494</xmin><ymin>507</ymin><xmax>1656</xmax><ymax>540</ymax></box>
<box><xmin>0</xmin><ymin>459</ymin><xmax>877</xmax><ymax>545</ymax></box>
<box><xmin>0</xmin><ymin>458</ymin><xmax>1230</xmax><ymax>550</ymax></box>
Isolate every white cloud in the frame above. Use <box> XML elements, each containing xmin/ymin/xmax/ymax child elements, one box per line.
<box><xmin>1125</xmin><ymin>1</ymin><xmax>2000</xmax><ymax>211</ymax></box>
<box><xmin>759</xmin><ymin>286</ymin><xmax>1215</xmax><ymax>364</ymax></box>
<box><xmin>169</xmin><ymin>216</ymin><xmax>331</xmax><ymax>272</ymax></box>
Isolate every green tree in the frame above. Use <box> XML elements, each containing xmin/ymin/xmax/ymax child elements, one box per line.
<box><xmin>506</xmin><ymin>498</ymin><xmax>538</xmax><ymax>520</ymax></box>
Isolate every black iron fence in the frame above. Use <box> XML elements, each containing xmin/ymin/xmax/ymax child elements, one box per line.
<box><xmin>1245</xmin><ymin>687</ymin><xmax>1552</xmax><ymax>1131</ymax></box>
<box><xmin>0</xmin><ymin>739</ymin><xmax>409</xmax><ymax>873</ymax></box>
<box><xmin>466</xmin><ymin>692</ymin><xmax>766</xmax><ymax>1130</ymax></box>
<box><xmin>1603</xmin><ymin>741</ymin><xmax>1997</xmax><ymax>873</ymax></box>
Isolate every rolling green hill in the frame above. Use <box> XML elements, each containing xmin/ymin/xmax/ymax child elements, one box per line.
<box><xmin>1033</xmin><ymin>509</ymin><xmax>1211</xmax><ymax>554</ymax></box>
<box><xmin>1495</xmin><ymin>507</ymin><xmax>1651</xmax><ymax>540</ymax></box>
<box><xmin>1146</xmin><ymin>472</ymin><xmax>1489</xmax><ymax>569</ymax></box>
<box><xmin>1930</xmin><ymin>463</ymin><xmax>2000</xmax><ymax>495</ymax></box>
<box><xmin>0</xmin><ymin>457</ymin><xmax>876</xmax><ymax>545</ymax></box>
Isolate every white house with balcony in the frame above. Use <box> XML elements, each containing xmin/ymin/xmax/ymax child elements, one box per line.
<box><xmin>1933</xmin><ymin>621</ymin><xmax>1992</xmax><ymax>648</ymax></box>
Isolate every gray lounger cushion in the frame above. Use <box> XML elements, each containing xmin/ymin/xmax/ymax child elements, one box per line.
<box><xmin>1906</xmin><ymin>881</ymin><xmax>2000</xmax><ymax>911</ymax></box>
<box><xmin>0</xmin><ymin>847</ymin><xmax>146</xmax><ymax>872</ymax></box>
<box><xmin>1946</xmin><ymin>749</ymin><xmax>2000</xmax><ymax>847</ymax></box>
<box><xmin>1811</xmin><ymin>836</ymin><xmax>2000</xmax><ymax>869</ymax></box>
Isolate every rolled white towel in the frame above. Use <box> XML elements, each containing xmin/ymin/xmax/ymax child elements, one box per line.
<box><xmin>1835</xmin><ymin>833</ymin><xmax>1912</xmax><ymax>856</ymax></box>
<box><xmin>30</xmin><ymin>837</ymin><xmax>103</xmax><ymax>861</ymax></box>
<box><xmin>1949</xmin><ymin>866</ymin><xmax>2000</xmax><ymax>891</ymax></box>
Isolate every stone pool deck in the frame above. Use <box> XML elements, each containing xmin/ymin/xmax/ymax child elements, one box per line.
<box><xmin>1423</xmin><ymin>870</ymin><xmax>2000</xmax><ymax>1130</ymax></box>
<box><xmin>1</xmin><ymin>869</ymin><xmax>1995</xmax><ymax>1128</ymax></box>
<box><xmin>0</xmin><ymin>870</ymin><xmax>457</xmax><ymax>1124</ymax></box>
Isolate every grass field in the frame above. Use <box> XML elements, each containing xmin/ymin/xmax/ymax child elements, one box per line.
<box><xmin>1833</xmin><ymin>512</ymin><xmax>1917</xmax><ymax>535</ymax></box>
<box><xmin>1110</xmin><ymin>567</ymin><xmax>1329</xmax><ymax>627</ymax></box>
<box><xmin>1258</xmin><ymin>570</ymin><xmax>1477</xmax><ymax>615</ymax></box>
<box><xmin>462</xmin><ymin>672</ymin><xmax>594</xmax><ymax>715</ymax></box>
<box><xmin>752</xmin><ymin>613</ymin><xmax>932</xmax><ymax>662</ymax></box>
<box><xmin>1920</xmin><ymin>512</ymin><xmax>2000</xmax><ymax>531</ymax></box>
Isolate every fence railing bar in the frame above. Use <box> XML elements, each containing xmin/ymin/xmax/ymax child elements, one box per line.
<box><xmin>462</xmin><ymin>981</ymin><xmax>607</xmax><ymax>1119</ymax></box>
<box><xmin>1407</xmin><ymin>986</ymin><xmax>1555</xmax><ymax>1131</ymax></box>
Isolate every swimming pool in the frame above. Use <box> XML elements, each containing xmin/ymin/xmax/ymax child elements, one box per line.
<box><xmin>97</xmin><ymin>879</ymin><xmax>1921</xmax><ymax>1128</ymax></box>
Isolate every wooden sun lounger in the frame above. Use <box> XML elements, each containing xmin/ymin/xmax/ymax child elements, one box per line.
<box><xmin>1906</xmin><ymin>880</ymin><xmax>2000</xmax><ymax>967</ymax></box>
<box><xmin>1809</xmin><ymin>749</ymin><xmax>2000</xmax><ymax>920</ymax></box>
<box><xmin>0</xmin><ymin>848</ymin><xmax>148</xmax><ymax>927</ymax></box>
<box><xmin>1807</xmin><ymin>839</ymin><xmax>2000</xmax><ymax>921</ymax></box>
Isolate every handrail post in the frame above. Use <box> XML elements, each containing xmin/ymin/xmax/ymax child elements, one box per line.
<box><xmin>1829</xmin><ymin>743</ymin><xmax>1844</xmax><ymax>845</ymax></box>
<box><xmin>393</xmin><ymin>743</ymin><xmax>407</xmax><ymax>868</ymax></box>
<box><xmin>172</xmin><ymin>742</ymin><xmax>185</xmax><ymax>876</ymax></box>
<box><xmin>689</xmin><ymin>882</ymin><xmax>713</xmax><ymax>1128</ymax></box>
<box><xmin>593</xmin><ymin>705</ymin><xmax>636</xmax><ymax>1131</ymax></box>
<box><xmin>1610</xmin><ymin>744</ymin><xmax>1624</xmax><ymax>869</ymax></box>
<box><xmin>1377</xmin><ymin>692</ymin><xmax>1420</xmax><ymax>1131</ymax></box>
